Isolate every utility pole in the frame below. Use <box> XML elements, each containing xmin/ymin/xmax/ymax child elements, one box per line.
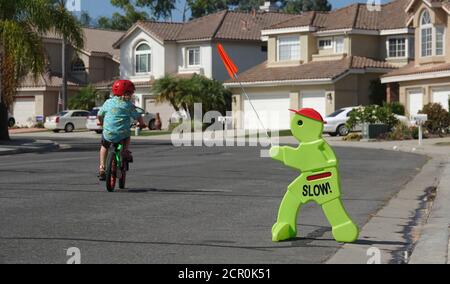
<box><xmin>62</xmin><ymin>36</ymin><xmax>68</xmax><ymax>110</ymax></box>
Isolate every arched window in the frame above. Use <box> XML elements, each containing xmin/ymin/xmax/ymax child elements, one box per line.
<box><xmin>420</xmin><ymin>10</ymin><xmax>433</xmax><ymax>57</ymax></box>
<box><xmin>135</xmin><ymin>42</ymin><xmax>151</xmax><ymax>74</ymax></box>
<box><xmin>71</xmin><ymin>58</ymin><xmax>86</xmax><ymax>72</ymax></box>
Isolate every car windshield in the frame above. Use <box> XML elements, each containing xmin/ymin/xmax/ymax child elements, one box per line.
<box><xmin>57</xmin><ymin>112</ymin><xmax>68</xmax><ymax>117</ymax></box>
<box><xmin>90</xmin><ymin>109</ymin><xmax>99</xmax><ymax>116</ymax></box>
<box><xmin>327</xmin><ymin>109</ymin><xmax>345</xmax><ymax>118</ymax></box>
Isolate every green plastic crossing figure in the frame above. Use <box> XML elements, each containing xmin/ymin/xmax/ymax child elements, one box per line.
<box><xmin>270</xmin><ymin>108</ymin><xmax>359</xmax><ymax>243</ymax></box>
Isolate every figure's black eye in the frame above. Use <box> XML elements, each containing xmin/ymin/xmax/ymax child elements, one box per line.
<box><xmin>297</xmin><ymin>120</ymin><xmax>303</xmax><ymax>126</ymax></box>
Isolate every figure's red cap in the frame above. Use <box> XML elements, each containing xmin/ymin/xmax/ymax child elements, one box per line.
<box><xmin>289</xmin><ymin>108</ymin><xmax>324</xmax><ymax>123</ymax></box>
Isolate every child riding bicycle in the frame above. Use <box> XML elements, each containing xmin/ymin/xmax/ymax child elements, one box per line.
<box><xmin>97</xmin><ymin>80</ymin><xmax>146</xmax><ymax>181</ymax></box>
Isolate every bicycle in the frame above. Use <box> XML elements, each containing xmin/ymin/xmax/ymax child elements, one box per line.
<box><xmin>104</xmin><ymin>124</ymin><xmax>146</xmax><ymax>192</ymax></box>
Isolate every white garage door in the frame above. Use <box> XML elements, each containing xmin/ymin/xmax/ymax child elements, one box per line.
<box><xmin>432</xmin><ymin>87</ymin><xmax>450</xmax><ymax>111</ymax></box>
<box><xmin>407</xmin><ymin>89</ymin><xmax>423</xmax><ymax>118</ymax></box>
<box><xmin>300</xmin><ymin>90</ymin><xmax>326</xmax><ymax>118</ymax></box>
<box><xmin>244</xmin><ymin>92</ymin><xmax>290</xmax><ymax>130</ymax></box>
<box><xmin>12</xmin><ymin>98</ymin><xmax>36</xmax><ymax>127</ymax></box>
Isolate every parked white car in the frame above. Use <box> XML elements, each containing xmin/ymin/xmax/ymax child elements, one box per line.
<box><xmin>86</xmin><ymin>108</ymin><xmax>102</xmax><ymax>134</ymax></box>
<box><xmin>86</xmin><ymin>107</ymin><xmax>157</xmax><ymax>134</ymax></box>
<box><xmin>45</xmin><ymin>110</ymin><xmax>90</xmax><ymax>133</ymax></box>
<box><xmin>8</xmin><ymin>113</ymin><xmax>15</xmax><ymax>128</ymax></box>
<box><xmin>323</xmin><ymin>107</ymin><xmax>413</xmax><ymax>137</ymax></box>
<box><xmin>323</xmin><ymin>107</ymin><xmax>360</xmax><ymax>136</ymax></box>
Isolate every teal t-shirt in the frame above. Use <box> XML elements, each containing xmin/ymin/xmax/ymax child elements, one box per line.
<box><xmin>98</xmin><ymin>97</ymin><xmax>140</xmax><ymax>143</ymax></box>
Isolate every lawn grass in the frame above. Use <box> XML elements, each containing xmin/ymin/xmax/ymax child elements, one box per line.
<box><xmin>243</xmin><ymin>129</ymin><xmax>292</xmax><ymax>138</ymax></box>
<box><xmin>131</xmin><ymin>130</ymin><xmax>172</xmax><ymax>137</ymax></box>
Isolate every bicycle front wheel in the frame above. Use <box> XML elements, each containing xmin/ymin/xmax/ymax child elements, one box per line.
<box><xmin>105</xmin><ymin>150</ymin><xmax>117</xmax><ymax>192</ymax></box>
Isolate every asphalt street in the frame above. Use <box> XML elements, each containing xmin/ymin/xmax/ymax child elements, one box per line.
<box><xmin>0</xmin><ymin>137</ymin><xmax>427</xmax><ymax>264</ymax></box>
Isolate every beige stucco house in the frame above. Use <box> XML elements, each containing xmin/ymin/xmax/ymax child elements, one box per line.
<box><xmin>109</xmin><ymin>10</ymin><xmax>297</xmax><ymax>129</ymax></box>
<box><xmin>225</xmin><ymin>0</ymin><xmax>415</xmax><ymax>130</ymax></box>
<box><xmin>12</xmin><ymin>28</ymin><xmax>123</xmax><ymax>126</ymax></box>
<box><xmin>382</xmin><ymin>0</ymin><xmax>450</xmax><ymax>117</ymax></box>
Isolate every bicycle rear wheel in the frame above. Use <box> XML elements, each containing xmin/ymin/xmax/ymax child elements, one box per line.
<box><xmin>105</xmin><ymin>149</ymin><xmax>117</xmax><ymax>192</ymax></box>
<box><xmin>119</xmin><ymin>162</ymin><xmax>127</xmax><ymax>189</ymax></box>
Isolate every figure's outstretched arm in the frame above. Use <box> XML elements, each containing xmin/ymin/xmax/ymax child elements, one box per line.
<box><xmin>270</xmin><ymin>146</ymin><xmax>285</xmax><ymax>163</ymax></box>
<box><xmin>270</xmin><ymin>145</ymin><xmax>301</xmax><ymax>170</ymax></box>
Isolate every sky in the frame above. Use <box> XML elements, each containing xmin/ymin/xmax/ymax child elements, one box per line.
<box><xmin>81</xmin><ymin>0</ymin><xmax>393</xmax><ymax>22</ymax></box>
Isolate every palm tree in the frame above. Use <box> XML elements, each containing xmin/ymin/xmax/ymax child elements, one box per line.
<box><xmin>152</xmin><ymin>75</ymin><xmax>181</xmax><ymax>112</ymax></box>
<box><xmin>0</xmin><ymin>0</ymin><xmax>84</xmax><ymax>140</ymax></box>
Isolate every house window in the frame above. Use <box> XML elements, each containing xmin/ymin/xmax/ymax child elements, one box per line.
<box><xmin>436</xmin><ymin>26</ymin><xmax>444</xmax><ymax>56</ymax></box>
<box><xmin>335</xmin><ymin>37</ymin><xmax>344</xmax><ymax>54</ymax></box>
<box><xmin>388</xmin><ymin>38</ymin><xmax>406</xmax><ymax>58</ymax></box>
<box><xmin>135</xmin><ymin>42</ymin><xmax>151</xmax><ymax>74</ymax></box>
<box><xmin>277</xmin><ymin>36</ymin><xmax>300</xmax><ymax>61</ymax></box>
<box><xmin>187</xmin><ymin>47</ymin><xmax>201</xmax><ymax>67</ymax></box>
<box><xmin>71</xmin><ymin>58</ymin><xmax>86</xmax><ymax>72</ymax></box>
<box><xmin>318</xmin><ymin>38</ymin><xmax>333</xmax><ymax>49</ymax></box>
<box><xmin>420</xmin><ymin>10</ymin><xmax>433</xmax><ymax>57</ymax></box>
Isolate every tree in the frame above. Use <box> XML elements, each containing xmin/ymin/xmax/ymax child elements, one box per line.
<box><xmin>282</xmin><ymin>0</ymin><xmax>332</xmax><ymax>13</ymax></box>
<box><xmin>188</xmin><ymin>0</ymin><xmax>228</xmax><ymax>19</ymax></box>
<box><xmin>97</xmin><ymin>0</ymin><xmax>177</xmax><ymax>30</ymax></box>
<box><xmin>152</xmin><ymin>74</ymin><xmax>231</xmax><ymax>118</ymax></box>
<box><xmin>79</xmin><ymin>11</ymin><xmax>92</xmax><ymax>27</ymax></box>
<box><xmin>69</xmin><ymin>85</ymin><xmax>99</xmax><ymax>110</ymax></box>
<box><xmin>0</xmin><ymin>0</ymin><xmax>84</xmax><ymax>141</ymax></box>
<box><xmin>97</xmin><ymin>1</ymin><xmax>149</xmax><ymax>31</ymax></box>
<box><xmin>152</xmin><ymin>75</ymin><xmax>181</xmax><ymax>112</ymax></box>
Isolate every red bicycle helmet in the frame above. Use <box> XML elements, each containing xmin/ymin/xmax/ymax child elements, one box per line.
<box><xmin>112</xmin><ymin>80</ymin><xmax>136</xmax><ymax>96</ymax></box>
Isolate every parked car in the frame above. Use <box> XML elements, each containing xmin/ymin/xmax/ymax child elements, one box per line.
<box><xmin>323</xmin><ymin>107</ymin><xmax>360</xmax><ymax>137</ymax></box>
<box><xmin>45</xmin><ymin>110</ymin><xmax>90</xmax><ymax>133</ymax></box>
<box><xmin>8</xmin><ymin>113</ymin><xmax>15</xmax><ymax>128</ymax></box>
<box><xmin>136</xmin><ymin>107</ymin><xmax>157</xmax><ymax>130</ymax></box>
<box><xmin>324</xmin><ymin>107</ymin><xmax>413</xmax><ymax>137</ymax></box>
<box><xmin>86</xmin><ymin>107</ymin><xmax>157</xmax><ymax>134</ymax></box>
<box><xmin>86</xmin><ymin>107</ymin><xmax>102</xmax><ymax>134</ymax></box>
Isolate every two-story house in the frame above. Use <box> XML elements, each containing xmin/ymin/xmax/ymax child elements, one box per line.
<box><xmin>225</xmin><ymin>0</ymin><xmax>414</xmax><ymax>130</ymax></box>
<box><xmin>382</xmin><ymin>0</ymin><xmax>450</xmax><ymax>116</ymax></box>
<box><xmin>13</xmin><ymin>28</ymin><xmax>123</xmax><ymax>126</ymax></box>
<box><xmin>110</xmin><ymin>10</ymin><xmax>297</xmax><ymax>129</ymax></box>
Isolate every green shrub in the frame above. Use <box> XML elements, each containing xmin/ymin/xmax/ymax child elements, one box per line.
<box><xmin>34</xmin><ymin>122</ymin><xmax>45</xmax><ymax>129</ymax></box>
<box><xmin>387</xmin><ymin>123</ymin><xmax>412</xmax><ymax>140</ymax></box>
<box><xmin>342</xmin><ymin>133</ymin><xmax>362</xmax><ymax>141</ymax></box>
<box><xmin>346</xmin><ymin>105</ymin><xmax>399</xmax><ymax>130</ymax></box>
<box><xmin>384</xmin><ymin>102</ymin><xmax>405</xmax><ymax>115</ymax></box>
<box><xmin>411</xmin><ymin>126</ymin><xmax>419</xmax><ymax>140</ymax></box>
<box><xmin>69</xmin><ymin>85</ymin><xmax>98</xmax><ymax>110</ymax></box>
<box><xmin>420</xmin><ymin>103</ymin><xmax>450</xmax><ymax>136</ymax></box>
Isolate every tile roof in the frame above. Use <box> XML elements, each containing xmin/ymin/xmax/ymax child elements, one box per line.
<box><xmin>382</xmin><ymin>61</ymin><xmax>450</xmax><ymax>78</ymax></box>
<box><xmin>19</xmin><ymin>72</ymin><xmax>81</xmax><ymax>89</ymax></box>
<box><xmin>93</xmin><ymin>73</ymin><xmax>198</xmax><ymax>89</ymax></box>
<box><xmin>117</xmin><ymin>10</ymin><xmax>297</xmax><ymax>45</ymax></box>
<box><xmin>43</xmin><ymin>28</ymin><xmax>124</xmax><ymax>61</ymax></box>
<box><xmin>225</xmin><ymin>56</ymin><xmax>396</xmax><ymax>85</ymax></box>
<box><xmin>82</xmin><ymin>28</ymin><xmax>125</xmax><ymax>61</ymax></box>
<box><xmin>266</xmin><ymin>0</ymin><xmax>411</xmax><ymax>31</ymax></box>
<box><xmin>136</xmin><ymin>21</ymin><xmax>184</xmax><ymax>42</ymax></box>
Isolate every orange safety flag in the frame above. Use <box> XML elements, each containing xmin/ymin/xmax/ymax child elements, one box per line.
<box><xmin>217</xmin><ymin>43</ymin><xmax>238</xmax><ymax>79</ymax></box>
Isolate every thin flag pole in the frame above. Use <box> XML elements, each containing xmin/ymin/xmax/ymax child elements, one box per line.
<box><xmin>217</xmin><ymin>44</ymin><xmax>270</xmax><ymax>139</ymax></box>
<box><xmin>233</xmin><ymin>74</ymin><xmax>270</xmax><ymax>139</ymax></box>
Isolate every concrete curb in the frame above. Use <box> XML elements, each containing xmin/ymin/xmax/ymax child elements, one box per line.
<box><xmin>326</xmin><ymin>156</ymin><xmax>444</xmax><ymax>264</ymax></box>
<box><xmin>409</xmin><ymin>161</ymin><xmax>450</xmax><ymax>264</ymax></box>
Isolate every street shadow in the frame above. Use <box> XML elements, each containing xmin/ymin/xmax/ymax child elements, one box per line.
<box><xmin>124</xmin><ymin>188</ymin><xmax>229</xmax><ymax>194</ymax></box>
<box><xmin>0</xmin><ymin>236</ymin><xmax>335</xmax><ymax>252</ymax></box>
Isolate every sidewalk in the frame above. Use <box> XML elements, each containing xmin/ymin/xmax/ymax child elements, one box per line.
<box><xmin>318</xmin><ymin>136</ymin><xmax>450</xmax><ymax>264</ymax></box>
<box><xmin>0</xmin><ymin>139</ymin><xmax>59</xmax><ymax>156</ymax></box>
